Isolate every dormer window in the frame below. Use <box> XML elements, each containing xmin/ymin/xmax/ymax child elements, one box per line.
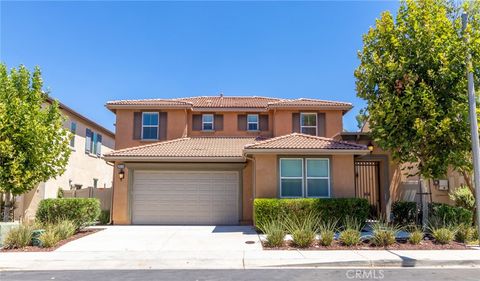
<box><xmin>202</xmin><ymin>114</ymin><xmax>214</xmax><ymax>131</ymax></box>
<box><xmin>247</xmin><ymin>114</ymin><xmax>259</xmax><ymax>131</ymax></box>
<box><xmin>300</xmin><ymin>113</ymin><xmax>317</xmax><ymax>136</ymax></box>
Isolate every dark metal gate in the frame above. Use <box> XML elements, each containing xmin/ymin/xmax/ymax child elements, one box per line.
<box><xmin>354</xmin><ymin>161</ymin><xmax>381</xmax><ymax>216</ymax></box>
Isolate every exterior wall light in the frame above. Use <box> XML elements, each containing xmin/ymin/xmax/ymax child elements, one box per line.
<box><xmin>117</xmin><ymin>164</ymin><xmax>125</xmax><ymax>180</ymax></box>
<box><xmin>367</xmin><ymin>142</ymin><xmax>374</xmax><ymax>153</ymax></box>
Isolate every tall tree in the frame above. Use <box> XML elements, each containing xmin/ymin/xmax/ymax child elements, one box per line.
<box><xmin>355</xmin><ymin>0</ymin><xmax>480</xmax><ymax>224</ymax></box>
<box><xmin>355</xmin><ymin>0</ymin><xmax>480</xmax><ymax>180</ymax></box>
<box><xmin>0</xmin><ymin>64</ymin><xmax>71</xmax><ymax>221</ymax></box>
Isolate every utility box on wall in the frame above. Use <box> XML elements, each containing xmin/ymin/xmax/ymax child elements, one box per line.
<box><xmin>433</xmin><ymin>179</ymin><xmax>449</xmax><ymax>191</ymax></box>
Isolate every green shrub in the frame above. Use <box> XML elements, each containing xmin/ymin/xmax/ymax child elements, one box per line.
<box><xmin>371</xmin><ymin>222</ymin><xmax>399</xmax><ymax>247</ymax></box>
<box><xmin>449</xmin><ymin>185</ymin><xmax>475</xmax><ymax>211</ymax></box>
<box><xmin>391</xmin><ymin>201</ymin><xmax>417</xmax><ymax>225</ymax></box>
<box><xmin>409</xmin><ymin>228</ymin><xmax>424</xmax><ymax>245</ymax></box>
<box><xmin>429</xmin><ymin>203</ymin><xmax>473</xmax><ymax>226</ymax></box>
<box><xmin>430</xmin><ymin>226</ymin><xmax>456</xmax><ymax>245</ymax></box>
<box><xmin>36</xmin><ymin>198</ymin><xmax>101</xmax><ymax>229</ymax></box>
<box><xmin>257</xmin><ymin>218</ymin><xmax>285</xmax><ymax>247</ymax></box>
<box><xmin>53</xmin><ymin>220</ymin><xmax>76</xmax><ymax>240</ymax></box>
<box><xmin>254</xmin><ymin>198</ymin><xmax>369</xmax><ymax>229</ymax></box>
<box><xmin>284</xmin><ymin>212</ymin><xmax>318</xmax><ymax>248</ymax></box>
<box><xmin>39</xmin><ymin>228</ymin><xmax>60</xmax><ymax>248</ymax></box>
<box><xmin>455</xmin><ymin>224</ymin><xmax>475</xmax><ymax>243</ymax></box>
<box><xmin>318</xmin><ymin>219</ymin><xmax>337</xmax><ymax>246</ymax></box>
<box><xmin>3</xmin><ymin>224</ymin><xmax>34</xmax><ymax>249</ymax></box>
<box><xmin>98</xmin><ymin>210</ymin><xmax>110</xmax><ymax>225</ymax></box>
<box><xmin>339</xmin><ymin>217</ymin><xmax>362</xmax><ymax>246</ymax></box>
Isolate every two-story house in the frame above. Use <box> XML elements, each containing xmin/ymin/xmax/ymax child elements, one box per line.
<box><xmin>104</xmin><ymin>95</ymin><xmax>379</xmax><ymax>225</ymax></box>
<box><xmin>15</xmin><ymin>98</ymin><xmax>115</xmax><ymax>221</ymax></box>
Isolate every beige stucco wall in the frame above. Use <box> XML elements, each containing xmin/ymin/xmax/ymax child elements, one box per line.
<box><xmin>252</xmin><ymin>154</ymin><xmax>356</xmax><ymax>199</ymax></box>
<box><xmin>15</xmin><ymin>110</ymin><xmax>115</xmax><ymax>221</ymax></box>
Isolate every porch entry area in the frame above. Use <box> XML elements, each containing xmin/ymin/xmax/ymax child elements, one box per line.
<box><xmin>354</xmin><ymin>160</ymin><xmax>381</xmax><ymax>217</ymax></box>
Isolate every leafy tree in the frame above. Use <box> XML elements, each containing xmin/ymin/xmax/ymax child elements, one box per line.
<box><xmin>0</xmin><ymin>64</ymin><xmax>71</xmax><ymax>221</ymax></box>
<box><xmin>355</xmin><ymin>108</ymin><xmax>368</xmax><ymax>130</ymax></box>
<box><xmin>355</xmin><ymin>0</ymin><xmax>480</xmax><ymax>183</ymax></box>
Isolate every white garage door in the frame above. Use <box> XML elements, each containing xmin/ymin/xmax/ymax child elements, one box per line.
<box><xmin>132</xmin><ymin>170</ymin><xmax>240</xmax><ymax>225</ymax></box>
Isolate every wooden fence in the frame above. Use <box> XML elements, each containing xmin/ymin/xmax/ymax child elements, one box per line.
<box><xmin>63</xmin><ymin>187</ymin><xmax>112</xmax><ymax>211</ymax></box>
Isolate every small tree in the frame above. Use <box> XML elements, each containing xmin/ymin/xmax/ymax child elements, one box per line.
<box><xmin>0</xmin><ymin>64</ymin><xmax>71</xmax><ymax>221</ymax></box>
<box><xmin>355</xmin><ymin>0</ymin><xmax>480</xmax><ymax>224</ymax></box>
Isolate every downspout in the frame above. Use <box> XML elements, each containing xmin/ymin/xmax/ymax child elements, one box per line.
<box><xmin>244</xmin><ymin>154</ymin><xmax>256</xmax><ymax>225</ymax></box>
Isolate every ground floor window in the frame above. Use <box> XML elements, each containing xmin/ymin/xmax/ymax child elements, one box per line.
<box><xmin>279</xmin><ymin>158</ymin><xmax>330</xmax><ymax>198</ymax></box>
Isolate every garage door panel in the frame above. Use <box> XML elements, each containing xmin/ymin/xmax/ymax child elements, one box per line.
<box><xmin>132</xmin><ymin>170</ymin><xmax>239</xmax><ymax>225</ymax></box>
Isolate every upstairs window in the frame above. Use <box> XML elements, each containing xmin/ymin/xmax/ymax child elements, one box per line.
<box><xmin>85</xmin><ymin>129</ymin><xmax>102</xmax><ymax>156</ymax></box>
<box><xmin>300</xmin><ymin>113</ymin><xmax>317</xmax><ymax>136</ymax></box>
<box><xmin>247</xmin><ymin>114</ymin><xmax>259</xmax><ymax>131</ymax></box>
<box><xmin>202</xmin><ymin>114</ymin><xmax>214</xmax><ymax>131</ymax></box>
<box><xmin>70</xmin><ymin>122</ymin><xmax>77</xmax><ymax>148</ymax></box>
<box><xmin>142</xmin><ymin>112</ymin><xmax>159</xmax><ymax>140</ymax></box>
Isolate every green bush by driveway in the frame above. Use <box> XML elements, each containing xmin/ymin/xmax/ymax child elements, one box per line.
<box><xmin>254</xmin><ymin>198</ymin><xmax>369</xmax><ymax>228</ymax></box>
<box><xmin>36</xmin><ymin>198</ymin><xmax>101</xmax><ymax>229</ymax></box>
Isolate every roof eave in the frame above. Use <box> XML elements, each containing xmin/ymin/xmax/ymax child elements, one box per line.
<box><xmin>243</xmin><ymin>148</ymin><xmax>369</xmax><ymax>155</ymax></box>
<box><xmin>105</xmin><ymin>104</ymin><xmax>192</xmax><ymax>112</ymax></box>
<box><xmin>102</xmin><ymin>156</ymin><xmax>246</xmax><ymax>162</ymax></box>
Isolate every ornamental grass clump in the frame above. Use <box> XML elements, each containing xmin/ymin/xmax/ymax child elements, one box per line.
<box><xmin>53</xmin><ymin>220</ymin><xmax>76</xmax><ymax>241</ymax></box>
<box><xmin>3</xmin><ymin>224</ymin><xmax>34</xmax><ymax>249</ymax></box>
<box><xmin>371</xmin><ymin>222</ymin><xmax>400</xmax><ymax>247</ymax></box>
<box><xmin>339</xmin><ymin>217</ymin><xmax>362</xmax><ymax>246</ymax></box>
<box><xmin>257</xmin><ymin>218</ymin><xmax>285</xmax><ymax>247</ymax></box>
<box><xmin>39</xmin><ymin>228</ymin><xmax>60</xmax><ymax>248</ymax></box>
<box><xmin>318</xmin><ymin>219</ymin><xmax>338</xmax><ymax>246</ymax></box>
<box><xmin>430</xmin><ymin>226</ymin><xmax>456</xmax><ymax>245</ymax></box>
<box><xmin>408</xmin><ymin>226</ymin><xmax>424</xmax><ymax>245</ymax></box>
<box><xmin>284</xmin><ymin>212</ymin><xmax>318</xmax><ymax>248</ymax></box>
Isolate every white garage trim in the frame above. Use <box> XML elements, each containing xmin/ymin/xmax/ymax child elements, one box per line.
<box><xmin>129</xmin><ymin>170</ymin><xmax>241</xmax><ymax>225</ymax></box>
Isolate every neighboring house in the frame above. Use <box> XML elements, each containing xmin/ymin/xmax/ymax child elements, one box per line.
<box><xmin>15</xmin><ymin>98</ymin><xmax>115</xmax><ymax>221</ymax></box>
<box><xmin>104</xmin><ymin>95</ymin><xmax>372</xmax><ymax>225</ymax></box>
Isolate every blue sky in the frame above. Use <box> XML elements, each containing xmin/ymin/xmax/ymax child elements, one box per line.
<box><xmin>1</xmin><ymin>1</ymin><xmax>399</xmax><ymax>132</ymax></box>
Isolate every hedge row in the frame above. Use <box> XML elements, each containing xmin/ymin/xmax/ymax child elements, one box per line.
<box><xmin>36</xmin><ymin>198</ymin><xmax>101</xmax><ymax>229</ymax></box>
<box><xmin>254</xmin><ymin>198</ymin><xmax>370</xmax><ymax>228</ymax></box>
<box><xmin>391</xmin><ymin>201</ymin><xmax>473</xmax><ymax>226</ymax></box>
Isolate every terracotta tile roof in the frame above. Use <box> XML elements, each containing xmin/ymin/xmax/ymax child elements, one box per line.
<box><xmin>175</xmin><ymin>96</ymin><xmax>281</xmax><ymax>108</ymax></box>
<box><xmin>103</xmin><ymin>137</ymin><xmax>257</xmax><ymax>160</ymax></box>
<box><xmin>244</xmin><ymin>133</ymin><xmax>368</xmax><ymax>151</ymax></box>
<box><xmin>268</xmin><ymin>98</ymin><xmax>352</xmax><ymax>109</ymax></box>
<box><xmin>106</xmin><ymin>99</ymin><xmax>192</xmax><ymax>108</ymax></box>
<box><xmin>106</xmin><ymin>96</ymin><xmax>352</xmax><ymax>111</ymax></box>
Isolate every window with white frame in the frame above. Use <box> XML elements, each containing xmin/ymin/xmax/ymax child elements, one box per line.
<box><xmin>280</xmin><ymin>158</ymin><xmax>330</xmax><ymax>198</ymax></box>
<box><xmin>142</xmin><ymin>112</ymin><xmax>159</xmax><ymax>140</ymax></box>
<box><xmin>247</xmin><ymin>114</ymin><xmax>259</xmax><ymax>131</ymax></box>
<box><xmin>300</xmin><ymin>113</ymin><xmax>317</xmax><ymax>136</ymax></box>
<box><xmin>202</xmin><ymin>114</ymin><xmax>214</xmax><ymax>130</ymax></box>
<box><xmin>69</xmin><ymin>122</ymin><xmax>77</xmax><ymax>148</ymax></box>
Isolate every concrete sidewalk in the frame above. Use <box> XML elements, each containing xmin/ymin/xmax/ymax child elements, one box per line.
<box><xmin>2</xmin><ymin>248</ymin><xmax>480</xmax><ymax>270</ymax></box>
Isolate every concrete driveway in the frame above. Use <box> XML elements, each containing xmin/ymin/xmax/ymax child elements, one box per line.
<box><xmin>57</xmin><ymin>225</ymin><xmax>262</xmax><ymax>252</ymax></box>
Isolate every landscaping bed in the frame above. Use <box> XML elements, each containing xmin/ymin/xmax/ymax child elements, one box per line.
<box><xmin>1</xmin><ymin>228</ymin><xmax>103</xmax><ymax>252</ymax></box>
<box><xmin>260</xmin><ymin>238</ymin><xmax>472</xmax><ymax>250</ymax></box>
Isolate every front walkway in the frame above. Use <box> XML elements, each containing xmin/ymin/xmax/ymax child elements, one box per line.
<box><xmin>1</xmin><ymin>226</ymin><xmax>480</xmax><ymax>271</ymax></box>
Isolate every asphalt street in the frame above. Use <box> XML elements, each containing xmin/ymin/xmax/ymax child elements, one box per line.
<box><xmin>0</xmin><ymin>268</ymin><xmax>477</xmax><ymax>281</ymax></box>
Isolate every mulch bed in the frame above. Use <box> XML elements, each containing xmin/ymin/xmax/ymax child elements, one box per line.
<box><xmin>262</xmin><ymin>239</ymin><xmax>471</xmax><ymax>250</ymax></box>
<box><xmin>1</xmin><ymin>228</ymin><xmax>104</xmax><ymax>252</ymax></box>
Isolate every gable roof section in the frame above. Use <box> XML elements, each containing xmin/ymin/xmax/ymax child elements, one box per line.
<box><xmin>176</xmin><ymin>96</ymin><xmax>281</xmax><ymax>109</ymax></box>
<box><xmin>268</xmin><ymin>98</ymin><xmax>352</xmax><ymax>110</ymax></box>
<box><xmin>106</xmin><ymin>96</ymin><xmax>352</xmax><ymax>113</ymax></box>
<box><xmin>103</xmin><ymin>137</ymin><xmax>257</xmax><ymax>162</ymax></box>
<box><xmin>243</xmin><ymin>133</ymin><xmax>368</xmax><ymax>154</ymax></box>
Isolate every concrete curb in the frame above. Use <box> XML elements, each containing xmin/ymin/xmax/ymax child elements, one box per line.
<box><xmin>265</xmin><ymin>259</ymin><xmax>480</xmax><ymax>268</ymax></box>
